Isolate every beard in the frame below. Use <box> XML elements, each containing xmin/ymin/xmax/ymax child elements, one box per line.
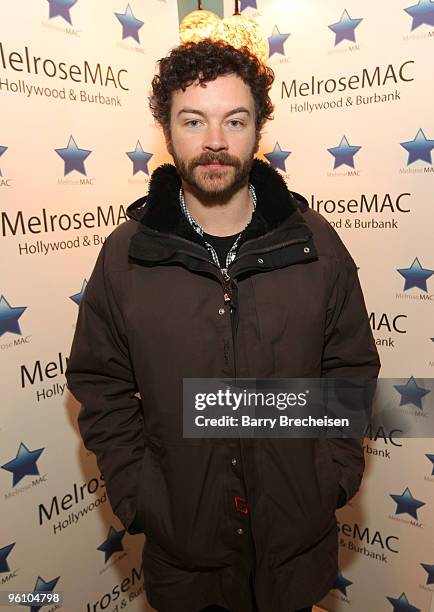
<box><xmin>170</xmin><ymin>146</ymin><xmax>257</xmax><ymax>204</ymax></box>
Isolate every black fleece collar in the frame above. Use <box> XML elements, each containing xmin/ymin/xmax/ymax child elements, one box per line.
<box><xmin>126</xmin><ymin>158</ymin><xmax>308</xmax><ymax>247</ymax></box>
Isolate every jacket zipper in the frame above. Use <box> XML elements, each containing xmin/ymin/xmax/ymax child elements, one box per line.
<box><xmin>221</xmin><ymin>268</ymin><xmax>232</xmax><ymax>305</ymax></box>
<box><xmin>158</xmin><ymin>244</ymin><xmax>237</xmax><ymax>371</ymax></box>
<box><xmin>219</xmin><ymin>267</ymin><xmax>238</xmax><ymax>378</ymax></box>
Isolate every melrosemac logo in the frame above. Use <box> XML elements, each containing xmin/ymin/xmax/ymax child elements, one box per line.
<box><xmin>327</xmin><ymin>135</ymin><xmax>361</xmax><ymax>169</ymax></box>
<box><xmin>268</xmin><ymin>26</ymin><xmax>290</xmax><ymax>58</ymax></box>
<box><xmin>0</xmin><ymin>41</ymin><xmax>129</xmax><ymax>91</ymax></box>
<box><xmin>397</xmin><ymin>257</ymin><xmax>433</xmax><ymax>292</ymax></box>
<box><xmin>390</xmin><ymin>487</ymin><xmax>425</xmax><ymax>520</ymax></box>
<box><xmin>394</xmin><ymin>376</ymin><xmax>430</xmax><ymax>409</ymax></box>
<box><xmin>328</xmin><ymin>9</ymin><xmax>363</xmax><ymax>46</ymax></box>
<box><xmin>98</xmin><ymin>526</ymin><xmax>126</xmax><ymax>563</ymax></box>
<box><xmin>0</xmin><ymin>542</ymin><xmax>15</xmax><ymax>573</ymax></box>
<box><xmin>386</xmin><ymin>593</ymin><xmax>421</xmax><ymax>611</ymax></box>
<box><xmin>421</xmin><ymin>560</ymin><xmax>434</xmax><ymax>584</ymax></box>
<box><xmin>29</xmin><ymin>575</ymin><xmax>61</xmax><ymax>606</ymax></box>
<box><xmin>332</xmin><ymin>570</ymin><xmax>353</xmax><ymax>596</ymax></box>
<box><xmin>115</xmin><ymin>4</ymin><xmax>144</xmax><ymax>44</ymax></box>
<box><xmin>264</xmin><ymin>142</ymin><xmax>291</xmax><ymax>172</ymax></box>
<box><xmin>0</xmin><ymin>294</ymin><xmax>26</xmax><ymax>337</ymax></box>
<box><xmin>281</xmin><ymin>61</ymin><xmax>414</xmax><ymax>102</ymax></box>
<box><xmin>400</xmin><ymin>128</ymin><xmax>434</xmax><ymax>165</ymax></box>
<box><xmin>404</xmin><ymin>0</ymin><xmax>434</xmax><ymax>30</ymax></box>
<box><xmin>55</xmin><ymin>135</ymin><xmax>92</xmax><ymax>176</ymax></box>
<box><xmin>0</xmin><ymin>145</ymin><xmax>7</xmax><ymax>176</ymax></box>
<box><xmin>126</xmin><ymin>141</ymin><xmax>152</xmax><ymax>175</ymax></box>
<box><xmin>1</xmin><ymin>442</ymin><xmax>44</xmax><ymax>487</ymax></box>
<box><xmin>48</xmin><ymin>0</ymin><xmax>78</xmax><ymax>25</ymax></box>
<box><xmin>241</xmin><ymin>0</ymin><xmax>257</xmax><ymax>10</ymax></box>
<box><xmin>69</xmin><ymin>280</ymin><xmax>87</xmax><ymax>306</ymax></box>
<box><xmin>426</xmin><ymin>454</ymin><xmax>434</xmax><ymax>476</ymax></box>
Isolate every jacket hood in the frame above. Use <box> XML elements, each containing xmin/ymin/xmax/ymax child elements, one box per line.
<box><xmin>126</xmin><ymin>158</ymin><xmax>309</xmax><ymax>247</ymax></box>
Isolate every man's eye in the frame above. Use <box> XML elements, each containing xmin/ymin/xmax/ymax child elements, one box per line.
<box><xmin>228</xmin><ymin>120</ymin><xmax>243</xmax><ymax>128</ymax></box>
<box><xmin>186</xmin><ymin>119</ymin><xmax>201</xmax><ymax>127</ymax></box>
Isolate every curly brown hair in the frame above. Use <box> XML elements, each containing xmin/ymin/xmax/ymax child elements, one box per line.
<box><xmin>150</xmin><ymin>39</ymin><xmax>275</xmax><ymax>135</ymax></box>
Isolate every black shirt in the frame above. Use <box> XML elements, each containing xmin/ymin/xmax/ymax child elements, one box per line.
<box><xmin>202</xmin><ymin>231</ymin><xmax>240</xmax><ymax>269</ymax></box>
<box><xmin>201</xmin><ymin>208</ymin><xmax>268</xmax><ymax>269</ymax></box>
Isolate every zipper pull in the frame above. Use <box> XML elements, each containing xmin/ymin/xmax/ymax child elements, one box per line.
<box><xmin>221</xmin><ymin>268</ymin><xmax>232</xmax><ymax>303</ymax></box>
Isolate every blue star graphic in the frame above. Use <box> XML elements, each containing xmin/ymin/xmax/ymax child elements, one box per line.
<box><xmin>47</xmin><ymin>0</ymin><xmax>78</xmax><ymax>25</ymax></box>
<box><xmin>327</xmin><ymin>135</ymin><xmax>361</xmax><ymax>169</ymax></box>
<box><xmin>98</xmin><ymin>526</ymin><xmax>126</xmax><ymax>562</ymax></box>
<box><xmin>31</xmin><ymin>575</ymin><xmax>60</xmax><ymax>612</ymax></box>
<box><xmin>240</xmin><ymin>0</ymin><xmax>257</xmax><ymax>10</ymax></box>
<box><xmin>0</xmin><ymin>543</ymin><xmax>15</xmax><ymax>573</ymax></box>
<box><xmin>69</xmin><ymin>280</ymin><xmax>87</xmax><ymax>306</ymax></box>
<box><xmin>421</xmin><ymin>562</ymin><xmax>434</xmax><ymax>585</ymax></box>
<box><xmin>0</xmin><ymin>295</ymin><xmax>27</xmax><ymax>337</ymax></box>
<box><xmin>0</xmin><ymin>145</ymin><xmax>7</xmax><ymax>177</ymax></box>
<box><xmin>115</xmin><ymin>4</ymin><xmax>144</xmax><ymax>43</ymax></box>
<box><xmin>400</xmin><ymin>128</ymin><xmax>434</xmax><ymax>165</ymax></box>
<box><xmin>328</xmin><ymin>9</ymin><xmax>363</xmax><ymax>46</ymax></box>
<box><xmin>405</xmin><ymin>0</ymin><xmax>434</xmax><ymax>30</ymax></box>
<box><xmin>390</xmin><ymin>487</ymin><xmax>425</xmax><ymax>520</ymax></box>
<box><xmin>55</xmin><ymin>135</ymin><xmax>91</xmax><ymax>176</ymax></box>
<box><xmin>126</xmin><ymin>141</ymin><xmax>152</xmax><ymax>175</ymax></box>
<box><xmin>264</xmin><ymin>142</ymin><xmax>291</xmax><ymax>171</ymax></box>
<box><xmin>394</xmin><ymin>376</ymin><xmax>430</xmax><ymax>409</ymax></box>
<box><xmin>397</xmin><ymin>257</ymin><xmax>433</xmax><ymax>292</ymax></box>
<box><xmin>386</xmin><ymin>592</ymin><xmax>421</xmax><ymax>612</ymax></box>
<box><xmin>268</xmin><ymin>25</ymin><xmax>290</xmax><ymax>57</ymax></box>
<box><xmin>426</xmin><ymin>454</ymin><xmax>434</xmax><ymax>475</ymax></box>
<box><xmin>1</xmin><ymin>442</ymin><xmax>44</xmax><ymax>487</ymax></box>
<box><xmin>333</xmin><ymin>571</ymin><xmax>353</xmax><ymax>596</ymax></box>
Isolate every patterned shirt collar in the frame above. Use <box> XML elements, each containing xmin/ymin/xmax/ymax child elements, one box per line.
<box><xmin>178</xmin><ymin>184</ymin><xmax>257</xmax><ymax>270</ymax></box>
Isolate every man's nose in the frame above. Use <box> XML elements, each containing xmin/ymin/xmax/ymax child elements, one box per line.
<box><xmin>203</xmin><ymin>125</ymin><xmax>228</xmax><ymax>152</ymax></box>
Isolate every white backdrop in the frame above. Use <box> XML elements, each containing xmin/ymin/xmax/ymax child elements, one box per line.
<box><xmin>1</xmin><ymin>1</ymin><xmax>433</xmax><ymax>611</ymax></box>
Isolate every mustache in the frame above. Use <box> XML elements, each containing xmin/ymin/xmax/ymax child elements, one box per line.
<box><xmin>191</xmin><ymin>153</ymin><xmax>240</xmax><ymax>167</ymax></box>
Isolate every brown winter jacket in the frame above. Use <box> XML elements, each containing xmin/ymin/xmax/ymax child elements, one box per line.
<box><xmin>66</xmin><ymin>159</ymin><xmax>380</xmax><ymax>612</ymax></box>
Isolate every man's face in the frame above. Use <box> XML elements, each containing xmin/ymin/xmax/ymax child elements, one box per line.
<box><xmin>167</xmin><ymin>73</ymin><xmax>258</xmax><ymax>200</ymax></box>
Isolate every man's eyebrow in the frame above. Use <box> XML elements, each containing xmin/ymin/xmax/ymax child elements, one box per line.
<box><xmin>177</xmin><ymin>107</ymin><xmax>251</xmax><ymax>118</ymax></box>
<box><xmin>225</xmin><ymin>107</ymin><xmax>250</xmax><ymax>117</ymax></box>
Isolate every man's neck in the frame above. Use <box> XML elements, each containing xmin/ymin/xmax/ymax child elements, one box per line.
<box><xmin>181</xmin><ymin>182</ymin><xmax>253</xmax><ymax>237</ymax></box>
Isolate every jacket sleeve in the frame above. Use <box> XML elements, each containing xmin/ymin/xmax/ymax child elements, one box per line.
<box><xmin>65</xmin><ymin>240</ymin><xmax>144</xmax><ymax>533</ymax></box>
<box><xmin>321</xmin><ymin>248</ymin><xmax>381</xmax><ymax>507</ymax></box>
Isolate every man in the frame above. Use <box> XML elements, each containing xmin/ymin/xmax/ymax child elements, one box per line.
<box><xmin>66</xmin><ymin>40</ymin><xmax>380</xmax><ymax>612</ymax></box>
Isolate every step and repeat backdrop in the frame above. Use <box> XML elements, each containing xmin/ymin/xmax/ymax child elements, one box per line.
<box><xmin>1</xmin><ymin>1</ymin><xmax>433</xmax><ymax>611</ymax></box>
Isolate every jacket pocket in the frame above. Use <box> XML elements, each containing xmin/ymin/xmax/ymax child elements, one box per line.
<box><xmin>135</xmin><ymin>444</ymin><xmax>173</xmax><ymax>543</ymax></box>
<box><xmin>257</xmin><ymin>439</ymin><xmax>337</xmax><ymax>562</ymax></box>
<box><xmin>136</xmin><ymin>438</ymin><xmax>230</xmax><ymax>568</ymax></box>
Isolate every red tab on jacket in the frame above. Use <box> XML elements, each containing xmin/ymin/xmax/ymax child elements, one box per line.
<box><xmin>234</xmin><ymin>495</ymin><xmax>249</xmax><ymax>514</ymax></box>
